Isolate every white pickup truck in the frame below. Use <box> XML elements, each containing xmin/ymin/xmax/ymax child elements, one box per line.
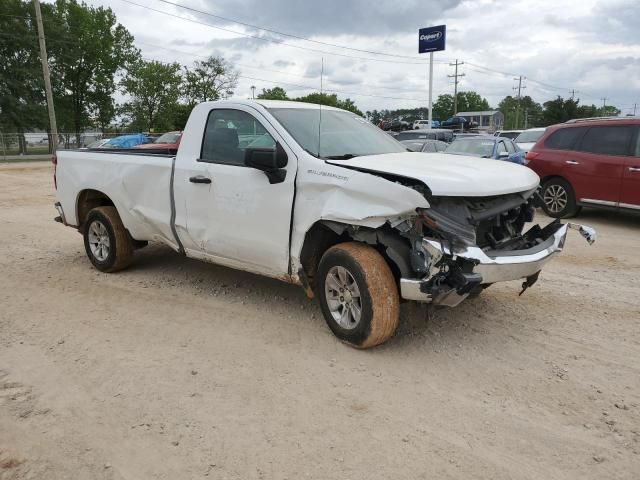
<box><xmin>54</xmin><ymin>100</ymin><xmax>596</xmax><ymax>348</ymax></box>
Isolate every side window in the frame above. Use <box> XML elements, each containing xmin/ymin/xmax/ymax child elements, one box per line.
<box><xmin>635</xmin><ymin>128</ymin><xmax>640</xmax><ymax>156</ymax></box>
<box><xmin>201</xmin><ymin>109</ymin><xmax>276</xmax><ymax>165</ymax></box>
<box><xmin>505</xmin><ymin>140</ymin><xmax>516</xmax><ymax>153</ymax></box>
<box><xmin>576</xmin><ymin>126</ymin><xmax>633</xmax><ymax>156</ymax></box>
<box><xmin>496</xmin><ymin>141</ymin><xmax>508</xmax><ymax>155</ymax></box>
<box><xmin>545</xmin><ymin>127</ymin><xmax>587</xmax><ymax>150</ymax></box>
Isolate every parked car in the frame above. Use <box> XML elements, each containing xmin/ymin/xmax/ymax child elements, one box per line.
<box><xmin>395</xmin><ymin>129</ymin><xmax>454</xmax><ymax>143</ymax></box>
<box><xmin>400</xmin><ymin>139</ymin><xmax>448</xmax><ymax>153</ymax></box>
<box><xmin>453</xmin><ymin>132</ymin><xmax>484</xmax><ymax>139</ymax></box>
<box><xmin>444</xmin><ymin>136</ymin><xmax>526</xmax><ymax>164</ymax></box>
<box><xmin>84</xmin><ymin>138</ymin><xmax>110</xmax><ymax>149</ymax></box>
<box><xmin>526</xmin><ymin>117</ymin><xmax>640</xmax><ymax>218</ymax></box>
<box><xmin>441</xmin><ymin>116</ymin><xmax>478</xmax><ymax>131</ymax></box>
<box><xmin>382</xmin><ymin>118</ymin><xmax>410</xmax><ymax>132</ymax></box>
<box><xmin>515</xmin><ymin>127</ymin><xmax>546</xmax><ymax>151</ymax></box>
<box><xmin>494</xmin><ymin>130</ymin><xmax>523</xmax><ymax>140</ymax></box>
<box><xmin>98</xmin><ymin>134</ymin><xmax>154</xmax><ymax>149</ymax></box>
<box><xmin>135</xmin><ymin>131</ymin><xmax>182</xmax><ymax>151</ymax></box>
<box><xmin>53</xmin><ymin>99</ymin><xmax>595</xmax><ymax>349</ymax></box>
<box><xmin>413</xmin><ymin>120</ymin><xmax>441</xmax><ymax>129</ymax></box>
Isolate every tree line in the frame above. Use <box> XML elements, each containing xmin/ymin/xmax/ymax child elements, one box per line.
<box><xmin>0</xmin><ymin>0</ymin><xmax>239</xmax><ymax>150</ymax></box>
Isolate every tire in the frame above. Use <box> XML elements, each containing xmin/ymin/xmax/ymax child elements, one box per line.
<box><xmin>83</xmin><ymin>206</ymin><xmax>133</xmax><ymax>272</ymax></box>
<box><xmin>316</xmin><ymin>242</ymin><xmax>400</xmax><ymax>349</ymax></box>
<box><xmin>541</xmin><ymin>178</ymin><xmax>581</xmax><ymax>218</ymax></box>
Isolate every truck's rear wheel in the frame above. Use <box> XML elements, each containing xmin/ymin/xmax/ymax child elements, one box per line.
<box><xmin>316</xmin><ymin>242</ymin><xmax>399</xmax><ymax>349</ymax></box>
<box><xmin>83</xmin><ymin>206</ymin><xmax>133</xmax><ymax>272</ymax></box>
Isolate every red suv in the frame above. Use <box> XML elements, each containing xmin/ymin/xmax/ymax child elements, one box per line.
<box><xmin>526</xmin><ymin>117</ymin><xmax>640</xmax><ymax>218</ymax></box>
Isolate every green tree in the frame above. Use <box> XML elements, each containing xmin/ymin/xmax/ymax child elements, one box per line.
<box><xmin>257</xmin><ymin>87</ymin><xmax>289</xmax><ymax>100</ymax></box>
<box><xmin>542</xmin><ymin>97</ymin><xmax>580</xmax><ymax>125</ymax></box>
<box><xmin>457</xmin><ymin>91</ymin><xmax>491</xmax><ymax>112</ymax></box>
<box><xmin>433</xmin><ymin>91</ymin><xmax>490</xmax><ymax>121</ymax></box>
<box><xmin>498</xmin><ymin>95</ymin><xmax>543</xmax><ymax>129</ymax></box>
<box><xmin>336</xmin><ymin>98</ymin><xmax>363</xmax><ymax>116</ymax></box>
<box><xmin>0</xmin><ymin>0</ymin><xmax>47</xmax><ymax>152</ymax></box>
<box><xmin>600</xmin><ymin>105</ymin><xmax>621</xmax><ymax>117</ymax></box>
<box><xmin>576</xmin><ymin>103</ymin><xmax>599</xmax><ymax>118</ymax></box>
<box><xmin>293</xmin><ymin>92</ymin><xmax>363</xmax><ymax>116</ymax></box>
<box><xmin>121</xmin><ymin>60</ymin><xmax>182</xmax><ymax>131</ymax></box>
<box><xmin>183</xmin><ymin>55</ymin><xmax>238</xmax><ymax>106</ymax></box>
<box><xmin>47</xmin><ymin>0</ymin><xmax>138</xmax><ymax>143</ymax></box>
<box><xmin>433</xmin><ymin>94</ymin><xmax>454</xmax><ymax>121</ymax></box>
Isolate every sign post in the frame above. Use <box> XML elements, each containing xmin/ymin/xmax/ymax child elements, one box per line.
<box><xmin>419</xmin><ymin>25</ymin><xmax>446</xmax><ymax>130</ymax></box>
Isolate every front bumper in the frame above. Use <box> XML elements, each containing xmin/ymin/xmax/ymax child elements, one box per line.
<box><xmin>400</xmin><ymin>222</ymin><xmax>596</xmax><ymax>304</ymax></box>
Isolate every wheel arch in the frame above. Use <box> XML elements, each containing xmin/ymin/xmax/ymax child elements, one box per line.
<box><xmin>540</xmin><ymin>174</ymin><xmax>572</xmax><ymax>187</ymax></box>
<box><xmin>76</xmin><ymin>189</ymin><xmax>116</xmax><ymax>231</ymax></box>
<box><xmin>298</xmin><ymin>220</ymin><xmax>412</xmax><ymax>291</ymax></box>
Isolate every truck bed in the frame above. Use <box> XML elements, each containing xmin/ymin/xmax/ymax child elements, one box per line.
<box><xmin>56</xmin><ymin>149</ymin><xmax>178</xmax><ymax>249</ymax></box>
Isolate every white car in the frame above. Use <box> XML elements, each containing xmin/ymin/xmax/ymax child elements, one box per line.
<box><xmin>515</xmin><ymin>127</ymin><xmax>546</xmax><ymax>152</ymax></box>
<box><xmin>413</xmin><ymin>119</ymin><xmax>430</xmax><ymax>129</ymax></box>
<box><xmin>494</xmin><ymin>130</ymin><xmax>523</xmax><ymax>140</ymax></box>
<box><xmin>54</xmin><ymin>100</ymin><xmax>595</xmax><ymax>348</ymax></box>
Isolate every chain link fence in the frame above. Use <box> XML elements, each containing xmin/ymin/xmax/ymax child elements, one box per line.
<box><xmin>0</xmin><ymin>131</ymin><xmax>169</xmax><ymax>161</ymax></box>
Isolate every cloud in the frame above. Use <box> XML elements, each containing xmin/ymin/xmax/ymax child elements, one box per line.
<box><xmin>186</xmin><ymin>0</ymin><xmax>463</xmax><ymax>37</ymax></box>
<box><xmin>92</xmin><ymin>0</ymin><xmax>640</xmax><ymax>112</ymax></box>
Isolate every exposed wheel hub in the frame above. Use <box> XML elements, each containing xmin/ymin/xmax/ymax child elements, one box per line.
<box><xmin>544</xmin><ymin>184</ymin><xmax>568</xmax><ymax>214</ymax></box>
<box><xmin>325</xmin><ymin>266</ymin><xmax>362</xmax><ymax>330</ymax></box>
<box><xmin>88</xmin><ymin>220</ymin><xmax>110</xmax><ymax>261</ymax></box>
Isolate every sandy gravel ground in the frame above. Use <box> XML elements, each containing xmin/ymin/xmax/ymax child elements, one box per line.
<box><xmin>0</xmin><ymin>161</ymin><xmax>639</xmax><ymax>480</ymax></box>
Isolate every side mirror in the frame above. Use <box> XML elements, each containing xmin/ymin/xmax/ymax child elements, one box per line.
<box><xmin>498</xmin><ymin>151</ymin><xmax>510</xmax><ymax>159</ymax></box>
<box><xmin>244</xmin><ymin>142</ymin><xmax>288</xmax><ymax>184</ymax></box>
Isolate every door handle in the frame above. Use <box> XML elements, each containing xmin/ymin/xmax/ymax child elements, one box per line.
<box><xmin>629</xmin><ymin>167</ymin><xmax>640</xmax><ymax>173</ymax></box>
<box><xmin>565</xmin><ymin>160</ymin><xmax>580</xmax><ymax>165</ymax></box>
<box><xmin>189</xmin><ymin>175</ymin><xmax>211</xmax><ymax>184</ymax></box>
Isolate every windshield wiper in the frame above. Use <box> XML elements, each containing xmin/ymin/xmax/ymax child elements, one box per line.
<box><xmin>324</xmin><ymin>154</ymin><xmax>359</xmax><ymax>160</ymax></box>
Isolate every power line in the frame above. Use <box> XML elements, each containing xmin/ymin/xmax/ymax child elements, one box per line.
<box><xmin>135</xmin><ymin>39</ymin><xmax>437</xmax><ymax>96</ymax></box>
<box><xmin>154</xmin><ymin>0</ymin><xmax>427</xmax><ymax>61</ymax></box>
<box><xmin>139</xmin><ymin>54</ymin><xmax>438</xmax><ymax>103</ymax></box>
<box><xmin>119</xmin><ymin>0</ymin><xmax>443</xmax><ymax>66</ymax></box>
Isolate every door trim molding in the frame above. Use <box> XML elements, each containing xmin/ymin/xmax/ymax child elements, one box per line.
<box><xmin>579</xmin><ymin>198</ymin><xmax>617</xmax><ymax>207</ymax></box>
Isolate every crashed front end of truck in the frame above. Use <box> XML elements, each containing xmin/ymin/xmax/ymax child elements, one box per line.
<box><xmin>387</xmin><ymin>188</ymin><xmax>597</xmax><ymax>306</ymax></box>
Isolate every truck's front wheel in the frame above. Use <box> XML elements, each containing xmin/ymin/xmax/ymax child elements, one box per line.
<box><xmin>83</xmin><ymin>206</ymin><xmax>133</xmax><ymax>272</ymax></box>
<box><xmin>317</xmin><ymin>242</ymin><xmax>400</xmax><ymax>348</ymax></box>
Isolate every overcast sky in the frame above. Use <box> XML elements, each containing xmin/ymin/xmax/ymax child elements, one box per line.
<box><xmin>87</xmin><ymin>0</ymin><xmax>640</xmax><ymax>114</ymax></box>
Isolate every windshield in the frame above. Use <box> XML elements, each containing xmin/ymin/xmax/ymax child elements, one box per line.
<box><xmin>154</xmin><ymin>132</ymin><xmax>181</xmax><ymax>144</ymax></box>
<box><xmin>516</xmin><ymin>130</ymin><xmax>545</xmax><ymax>143</ymax></box>
<box><xmin>267</xmin><ymin>108</ymin><xmax>406</xmax><ymax>158</ymax></box>
<box><xmin>445</xmin><ymin>138</ymin><xmax>495</xmax><ymax>157</ymax></box>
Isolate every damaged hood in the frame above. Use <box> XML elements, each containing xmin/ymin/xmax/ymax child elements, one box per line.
<box><xmin>326</xmin><ymin>152</ymin><xmax>540</xmax><ymax>197</ymax></box>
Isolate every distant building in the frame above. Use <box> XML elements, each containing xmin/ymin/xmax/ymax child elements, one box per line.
<box><xmin>456</xmin><ymin>110</ymin><xmax>504</xmax><ymax>132</ymax></box>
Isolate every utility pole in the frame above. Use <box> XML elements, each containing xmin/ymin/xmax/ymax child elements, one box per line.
<box><xmin>524</xmin><ymin>108</ymin><xmax>529</xmax><ymax>129</ymax></box>
<box><xmin>448</xmin><ymin>59</ymin><xmax>465</xmax><ymax>114</ymax></box>
<box><xmin>250</xmin><ymin>85</ymin><xmax>256</xmax><ymax>99</ymax></box>
<box><xmin>513</xmin><ymin>76</ymin><xmax>526</xmax><ymax>129</ymax></box>
<box><xmin>601</xmin><ymin>98</ymin><xmax>607</xmax><ymax>116</ymax></box>
<box><xmin>634</xmin><ymin>103</ymin><xmax>637</xmax><ymax>116</ymax></box>
<box><xmin>569</xmin><ymin>89</ymin><xmax>579</xmax><ymax>100</ymax></box>
<box><xmin>33</xmin><ymin>0</ymin><xmax>58</xmax><ymax>154</ymax></box>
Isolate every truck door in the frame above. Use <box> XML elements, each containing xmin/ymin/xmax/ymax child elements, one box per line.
<box><xmin>567</xmin><ymin>125</ymin><xmax>631</xmax><ymax>205</ymax></box>
<box><xmin>621</xmin><ymin>127</ymin><xmax>640</xmax><ymax>209</ymax></box>
<box><xmin>173</xmin><ymin>106</ymin><xmax>297</xmax><ymax>278</ymax></box>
